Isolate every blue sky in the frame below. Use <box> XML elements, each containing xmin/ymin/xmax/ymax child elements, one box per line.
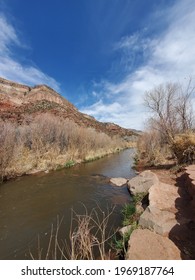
<box><xmin>0</xmin><ymin>0</ymin><xmax>195</xmax><ymax>129</ymax></box>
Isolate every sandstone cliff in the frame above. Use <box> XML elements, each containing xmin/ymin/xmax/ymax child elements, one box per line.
<box><xmin>0</xmin><ymin>77</ymin><xmax>75</xmax><ymax>108</ymax></box>
<box><xmin>0</xmin><ymin>77</ymin><xmax>137</xmax><ymax>138</ymax></box>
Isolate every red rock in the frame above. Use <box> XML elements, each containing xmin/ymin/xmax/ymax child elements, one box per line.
<box><xmin>0</xmin><ymin>77</ymin><xmax>138</xmax><ymax>138</ymax></box>
<box><xmin>126</xmin><ymin>229</ymin><xmax>181</xmax><ymax>260</ymax></box>
<box><xmin>127</xmin><ymin>170</ymin><xmax>159</xmax><ymax>195</ymax></box>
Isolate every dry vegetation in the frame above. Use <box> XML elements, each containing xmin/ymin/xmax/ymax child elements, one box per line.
<box><xmin>171</xmin><ymin>133</ymin><xmax>195</xmax><ymax>164</ymax></box>
<box><xmin>30</xmin><ymin>206</ymin><xmax>116</xmax><ymax>260</ymax></box>
<box><xmin>0</xmin><ymin>113</ymin><xmax>128</xmax><ymax>181</ymax></box>
<box><xmin>137</xmin><ymin>80</ymin><xmax>195</xmax><ymax>166</ymax></box>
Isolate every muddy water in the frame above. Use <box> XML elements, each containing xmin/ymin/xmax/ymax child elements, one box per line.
<box><xmin>0</xmin><ymin>148</ymin><xmax>136</xmax><ymax>259</ymax></box>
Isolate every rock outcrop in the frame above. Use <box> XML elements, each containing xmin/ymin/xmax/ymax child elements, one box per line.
<box><xmin>139</xmin><ymin>182</ymin><xmax>180</xmax><ymax>236</ymax></box>
<box><xmin>126</xmin><ymin>167</ymin><xmax>195</xmax><ymax>259</ymax></box>
<box><xmin>126</xmin><ymin>170</ymin><xmax>183</xmax><ymax>259</ymax></box>
<box><xmin>0</xmin><ymin>77</ymin><xmax>74</xmax><ymax>108</ymax></box>
<box><xmin>126</xmin><ymin>229</ymin><xmax>181</xmax><ymax>260</ymax></box>
<box><xmin>127</xmin><ymin>170</ymin><xmax>159</xmax><ymax>195</ymax></box>
<box><xmin>139</xmin><ymin>207</ymin><xmax>177</xmax><ymax>236</ymax></box>
<box><xmin>0</xmin><ymin>77</ymin><xmax>138</xmax><ymax>139</ymax></box>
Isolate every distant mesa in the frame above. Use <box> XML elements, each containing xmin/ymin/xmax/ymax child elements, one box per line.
<box><xmin>0</xmin><ymin>77</ymin><xmax>74</xmax><ymax>108</ymax></box>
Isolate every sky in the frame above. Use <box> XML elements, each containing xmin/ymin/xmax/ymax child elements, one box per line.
<box><xmin>0</xmin><ymin>0</ymin><xmax>195</xmax><ymax>129</ymax></box>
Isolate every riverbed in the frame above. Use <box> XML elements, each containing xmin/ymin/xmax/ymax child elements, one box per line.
<box><xmin>0</xmin><ymin>148</ymin><xmax>136</xmax><ymax>259</ymax></box>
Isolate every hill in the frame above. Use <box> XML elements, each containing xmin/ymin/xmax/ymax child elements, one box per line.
<box><xmin>0</xmin><ymin>77</ymin><xmax>137</xmax><ymax>139</ymax></box>
<box><xmin>0</xmin><ymin>77</ymin><xmax>139</xmax><ymax>180</ymax></box>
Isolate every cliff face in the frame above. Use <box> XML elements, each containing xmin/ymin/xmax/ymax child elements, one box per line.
<box><xmin>0</xmin><ymin>77</ymin><xmax>138</xmax><ymax>138</ymax></box>
<box><xmin>0</xmin><ymin>77</ymin><xmax>74</xmax><ymax>108</ymax></box>
<box><xmin>0</xmin><ymin>77</ymin><xmax>30</xmax><ymax>104</ymax></box>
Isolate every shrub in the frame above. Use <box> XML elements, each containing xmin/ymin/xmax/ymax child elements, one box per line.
<box><xmin>0</xmin><ymin>113</ymin><xmax>127</xmax><ymax>180</ymax></box>
<box><xmin>137</xmin><ymin>130</ymin><xmax>170</xmax><ymax>166</ymax></box>
<box><xmin>0</xmin><ymin>121</ymin><xmax>16</xmax><ymax>181</ymax></box>
<box><xmin>171</xmin><ymin>133</ymin><xmax>195</xmax><ymax>164</ymax></box>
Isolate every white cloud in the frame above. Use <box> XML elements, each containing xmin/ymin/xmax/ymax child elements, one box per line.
<box><xmin>114</xmin><ymin>32</ymin><xmax>151</xmax><ymax>55</ymax></box>
<box><xmin>81</xmin><ymin>0</ymin><xmax>195</xmax><ymax>130</ymax></box>
<box><xmin>0</xmin><ymin>13</ymin><xmax>60</xmax><ymax>91</ymax></box>
<box><xmin>82</xmin><ymin>99</ymin><xmax>146</xmax><ymax>129</ymax></box>
<box><xmin>0</xmin><ymin>15</ymin><xmax>19</xmax><ymax>54</ymax></box>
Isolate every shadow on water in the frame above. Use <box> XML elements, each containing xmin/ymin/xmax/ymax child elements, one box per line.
<box><xmin>0</xmin><ymin>148</ymin><xmax>136</xmax><ymax>259</ymax></box>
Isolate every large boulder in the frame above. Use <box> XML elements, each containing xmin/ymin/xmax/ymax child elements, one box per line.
<box><xmin>139</xmin><ymin>206</ymin><xmax>178</xmax><ymax>236</ymax></box>
<box><xmin>149</xmin><ymin>182</ymin><xmax>178</xmax><ymax>211</ymax></box>
<box><xmin>109</xmin><ymin>177</ymin><xmax>128</xmax><ymax>187</ymax></box>
<box><xmin>139</xmin><ymin>182</ymin><xmax>180</xmax><ymax>236</ymax></box>
<box><xmin>127</xmin><ymin>170</ymin><xmax>159</xmax><ymax>195</ymax></box>
<box><xmin>126</xmin><ymin>229</ymin><xmax>181</xmax><ymax>260</ymax></box>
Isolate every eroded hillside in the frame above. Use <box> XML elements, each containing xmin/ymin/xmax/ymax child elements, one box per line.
<box><xmin>0</xmin><ymin>77</ymin><xmax>137</xmax><ymax>139</ymax></box>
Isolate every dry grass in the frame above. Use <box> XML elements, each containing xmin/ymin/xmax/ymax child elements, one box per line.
<box><xmin>0</xmin><ymin>114</ymin><xmax>127</xmax><ymax>180</ymax></box>
<box><xmin>140</xmin><ymin>80</ymin><xmax>195</xmax><ymax>167</ymax></box>
<box><xmin>171</xmin><ymin>132</ymin><xmax>195</xmax><ymax>164</ymax></box>
<box><xmin>137</xmin><ymin>130</ymin><xmax>171</xmax><ymax>166</ymax></box>
<box><xmin>30</xmin><ymin>206</ymin><xmax>116</xmax><ymax>260</ymax></box>
<box><xmin>137</xmin><ymin>130</ymin><xmax>195</xmax><ymax>166</ymax></box>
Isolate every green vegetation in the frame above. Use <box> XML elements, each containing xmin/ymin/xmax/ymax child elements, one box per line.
<box><xmin>64</xmin><ymin>160</ymin><xmax>75</xmax><ymax>168</ymax></box>
<box><xmin>112</xmin><ymin>192</ymin><xmax>147</xmax><ymax>258</ymax></box>
<box><xmin>112</xmin><ymin>221</ymin><xmax>138</xmax><ymax>253</ymax></box>
<box><xmin>133</xmin><ymin>192</ymin><xmax>147</xmax><ymax>204</ymax></box>
<box><xmin>121</xmin><ymin>203</ymin><xmax>136</xmax><ymax>226</ymax></box>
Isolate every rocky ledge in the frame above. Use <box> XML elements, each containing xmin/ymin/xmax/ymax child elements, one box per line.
<box><xmin>125</xmin><ymin>168</ymin><xmax>195</xmax><ymax>260</ymax></box>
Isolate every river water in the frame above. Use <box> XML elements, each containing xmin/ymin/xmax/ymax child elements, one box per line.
<box><xmin>0</xmin><ymin>148</ymin><xmax>136</xmax><ymax>259</ymax></box>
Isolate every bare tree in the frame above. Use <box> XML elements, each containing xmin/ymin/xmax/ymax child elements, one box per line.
<box><xmin>176</xmin><ymin>78</ymin><xmax>194</xmax><ymax>132</ymax></box>
<box><xmin>144</xmin><ymin>81</ymin><xmax>194</xmax><ymax>145</ymax></box>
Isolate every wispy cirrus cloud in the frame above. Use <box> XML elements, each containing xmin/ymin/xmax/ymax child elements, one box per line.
<box><xmin>0</xmin><ymin>15</ymin><xmax>20</xmax><ymax>53</ymax></box>
<box><xmin>0</xmin><ymin>13</ymin><xmax>60</xmax><ymax>91</ymax></box>
<box><xmin>81</xmin><ymin>0</ymin><xmax>195</xmax><ymax>129</ymax></box>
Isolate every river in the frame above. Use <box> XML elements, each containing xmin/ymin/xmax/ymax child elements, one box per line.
<box><xmin>0</xmin><ymin>148</ymin><xmax>136</xmax><ymax>259</ymax></box>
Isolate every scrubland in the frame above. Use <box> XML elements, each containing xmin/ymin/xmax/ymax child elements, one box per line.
<box><xmin>0</xmin><ymin>113</ymin><xmax>130</xmax><ymax>181</ymax></box>
<box><xmin>137</xmin><ymin>81</ymin><xmax>195</xmax><ymax>167</ymax></box>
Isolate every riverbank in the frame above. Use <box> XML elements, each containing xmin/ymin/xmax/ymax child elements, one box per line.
<box><xmin>125</xmin><ymin>167</ymin><xmax>195</xmax><ymax>259</ymax></box>
<box><xmin>1</xmin><ymin>138</ymin><xmax>135</xmax><ymax>183</ymax></box>
<box><xmin>0</xmin><ymin>112</ymin><xmax>138</xmax><ymax>183</ymax></box>
<box><xmin>0</xmin><ymin>148</ymin><xmax>136</xmax><ymax>259</ymax></box>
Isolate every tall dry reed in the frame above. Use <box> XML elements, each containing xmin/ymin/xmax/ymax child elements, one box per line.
<box><xmin>30</xmin><ymin>206</ymin><xmax>116</xmax><ymax>260</ymax></box>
